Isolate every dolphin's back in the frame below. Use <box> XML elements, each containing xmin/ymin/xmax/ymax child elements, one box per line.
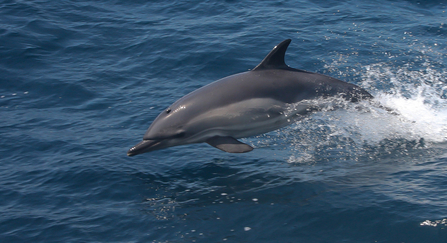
<box><xmin>171</xmin><ymin>68</ymin><xmax>372</xmax><ymax>115</ymax></box>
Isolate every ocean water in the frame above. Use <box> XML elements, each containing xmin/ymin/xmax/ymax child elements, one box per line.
<box><xmin>1</xmin><ymin>0</ymin><xmax>447</xmax><ymax>242</ymax></box>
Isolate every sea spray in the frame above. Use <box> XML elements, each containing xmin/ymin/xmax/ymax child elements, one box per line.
<box><xmin>283</xmin><ymin>61</ymin><xmax>447</xmax><ymax>163</ymax></box>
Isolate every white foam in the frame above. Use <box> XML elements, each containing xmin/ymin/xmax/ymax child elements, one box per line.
<box><xmin>362</xmin><ymin>62</ymin><xmax>447</xmax><ymax>143</ymax></box>
<box><xmin>285</xmin><ymin>61</ymin><xmax>447</xmax><ymax>163</ymax></box>
<box><xmin>420</xmin><ymin>219</ymin><xmax>447</xmax><ymax>227</ymax></box>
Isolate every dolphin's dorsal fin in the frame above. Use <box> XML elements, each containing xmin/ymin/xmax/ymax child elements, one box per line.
<box><xmin>253</xmin><ymin>39</ymin><xmax>293</xmax><ymax>71</ymax></box>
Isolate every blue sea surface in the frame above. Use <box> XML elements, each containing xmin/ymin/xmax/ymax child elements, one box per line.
<box><xmin>1</xmin><ymin>0</ymin><xmax>447</xmax><ymax>242</ymax></box>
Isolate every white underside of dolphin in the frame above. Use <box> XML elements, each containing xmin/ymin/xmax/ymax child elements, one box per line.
<box><xmin>127</xmin><ymin>39</ymin><xmax>373</xmax><ymax>156</ymax></box>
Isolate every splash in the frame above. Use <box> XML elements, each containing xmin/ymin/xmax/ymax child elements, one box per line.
<box><xmin>420</xmin><ymin>219</ymin><xmax>447</xmax><ymax>227</ymax></box>
<box><xmin>285</xmin><ymin>61</ymin><xmax>447</xmax><ymax>163</ymax></box>
<box><xmin>362</xmin><ymin>62</ymin><xmax>447</xmax><ymax>143</ymax></box>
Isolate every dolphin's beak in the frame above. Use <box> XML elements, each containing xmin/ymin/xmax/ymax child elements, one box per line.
<box><xmin>127</xmin><ymin>140</ymin><xmax>161</xmax><ymax>156</ymax></box>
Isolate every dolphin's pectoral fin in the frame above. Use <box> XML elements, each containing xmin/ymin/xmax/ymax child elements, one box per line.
<box><xmin>206</xmin><ymin>136</ymin><xmax>254</xmax><ymax>153</ymax></box>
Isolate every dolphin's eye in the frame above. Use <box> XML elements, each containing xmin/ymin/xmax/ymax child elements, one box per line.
<box><xmin>166</xmin><ymin>109</ymin><xmax>171</xmax><ymax>114</ymax></box>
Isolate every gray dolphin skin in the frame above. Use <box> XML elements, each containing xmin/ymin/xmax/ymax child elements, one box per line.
<box><xmin>127</xmin><ymin>39</ymin><xmax>373</xmax><ymax>156</ymax></box>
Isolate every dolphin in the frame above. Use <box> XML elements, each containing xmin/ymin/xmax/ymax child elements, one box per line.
<box><xmin>127</xmin><ymin>39</ymin><xmax>372</xmax><ymax>156</ymax></box>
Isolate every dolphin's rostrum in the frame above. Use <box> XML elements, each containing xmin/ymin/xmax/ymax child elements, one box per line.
<box><xmin>127</xmin><ymin>39</ymin><xmax>372</xmax><ymax>156</ymax></box>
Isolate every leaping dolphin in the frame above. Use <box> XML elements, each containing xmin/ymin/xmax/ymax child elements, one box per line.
<box><xmin>127</xmin><ymin>39</ymin><xmax>373</xmax><ymax>156</ymax></box>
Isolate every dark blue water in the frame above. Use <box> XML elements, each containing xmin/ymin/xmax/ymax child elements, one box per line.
<box><xmin>1</xmin><ymin>0</ymin><xmax>447</xmax><ymax>242</ymax></box>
